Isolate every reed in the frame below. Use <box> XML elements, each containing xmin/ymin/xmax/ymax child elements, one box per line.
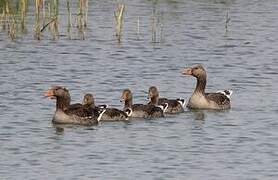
<box><xmin>225</xmin><ymin>11</ymin><xmax>230</xmax><ymax>32</ymax></box>
<box><xmin>0</xmin><ymin>0</ymin><xmax>30</xmax><ymax>40</ymax></box>
<box><xmin>77</xmin><ymin>0</ymin><xmax>88</xmax><ymax>29</ymax></box>
<box><xmin>0</xmin><ymin>0</ymin><xmax>91</xmax><ymax>40</ymax></box>
<box><xmin>137</xmin><ymin>16</ymin><xmax>140</xmax><ymax>38</ymax></box>
<box><xmin>66</xmin><ymin>0</ymin><xmax>72</xmax><ymax>39</ymax></box>
<box><xmin>0</xmin><ymin>1</ymin><xmax>7</xmax><ymax>31</ymax></box>
<box><xmin>151</xmin><ymin>12</ymin><xmax>156</xmax><ymax>43</ymax></box>
<box><xmin>151</xmin><ymin>3</ymin><xmax>164</xmax><ymax>43</ymax></box>
<box><xmin>50</xmin><ymin>0</ymin><xmax>59</xmax><ymax>40</ymax></box>
<box><xmin>0</xmin><ymin>0</ymin><xmax>180</xmax><ymax>42</ymax></box>
<box><xmin>159</xmin><ymin>12</ymin><xmax>164</xmax><ymax>43</ymax></box>
<box><xmin>3</xmin><ymin>1</ymin><xmax>17</xmax><ymax>40</ymax></box>
<box><xmin>34</xmin><ymin>0</ymin><xmax>43</xmax><ymax>39</ymax></box>
<box><xmin>37</xmin><ymin>0</ymin><xmax>59</xmax><ymax>40</ymax></box>
<box><xmin>84</xmin><ymin>0</ymin><xmax>88</xmax><ymax>27</ymax></box>
<box><xmin>75</xmin><ymin>0</ymin><xmax>88</xmax><ymax>40</ymax></box>
<box><xmin>19</xmin><ymin>0</ymin><xmax>27</xmax><ymax>33</ymax></box>
<box><xmin>114</xmin><ymin>4</ymin><xmax>125</xmax><ymax>42</ymax></box>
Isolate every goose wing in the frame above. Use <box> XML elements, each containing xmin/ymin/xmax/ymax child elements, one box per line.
<box><xmin>205</xmin><ymin>93</ymin><xmax>230</xmax><ymax>106</ymax></box>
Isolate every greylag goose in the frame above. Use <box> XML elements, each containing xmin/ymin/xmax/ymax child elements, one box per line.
<box><xmin>148</xmin><ymin>86</ymin><xmax>185</xmax><ymax>114</ymax></box>
<box><xmin>82</xmin><ymin>93</ymin><xmax>132</xmax><ymax>121</ymax></box>
<box><xmin>182</xmin><ymin>65</ymin><xmax>232</xmax><ymax>110</ymax></box>
<box><xmin>44</xmin><ymin>86</ymin><xmax>106</xmax><ymax>126</ymax></box>
<box><xmin>120</xmin><ymin>89</ymin><xmax>168</xmax><ymax>118</ymax></box>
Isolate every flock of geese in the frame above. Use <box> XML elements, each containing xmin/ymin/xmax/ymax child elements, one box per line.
<box><xmin>45</xmin><ymin>65</ymin><xmax>233</xmax><ymax>126</ymax></box>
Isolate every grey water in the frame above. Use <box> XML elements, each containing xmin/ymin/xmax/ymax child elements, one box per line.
<box><xmin>1</xmin><ymin>0</ymin><xmax>278</xmax><ymax>179</ymax></box>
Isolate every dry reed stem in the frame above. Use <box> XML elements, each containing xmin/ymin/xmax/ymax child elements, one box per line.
<box><xmin>151</xmin><ymin>15</ymin><xmax>156</xmax><ymax>43</ymax></box>
<box><xmin>137</xmin><ymin>16</ymin><xmax>140</xmax><ymax>37</ymax></box>
<box><xmin>78</xmin><ymin>0</ymin><xmax>88</xmax><ymax>28</ymax></box>
<box><xmin>67</xmin><ymin>0</ymin><xmax>72</xmax><ymax>39</ymax></box>
<box><xmin>49</xmin><ymin>0</ymin><xmax>59</xmax><ymax>40</ymax></box>
<box><xmin>76</xmin><ymin>0</ymin><xmax>87</xmax><ymax>39</ymax></box>
<box><xmin>34</xmin><ymin>0</ymin><xmax>43</xmax><ymax>39</ymax></box>
<box><xmin>84</xmin><ymin>0</ymin><xmax>88</xmax><ymax>27</ymax></box>
<box><xmin>20</xmin><ymin>0</ymin><xmax>27</xmax><ymax>33</ymax></box>
<box><xmin>114</xmin><ymin>4</ymin><xmax>125</xmax><ymax>42</ymax></box>
<box><xmin>225</xmin><ymin>11</ymin><xmax>230</xmax><ymax>32</ymax></box>
<box><xmin>4</xmin><ymin>1</ymin><xmax>17</xmax><ymax>40</ymax></box>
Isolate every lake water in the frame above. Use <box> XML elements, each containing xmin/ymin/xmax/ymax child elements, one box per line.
<box><xmin>1</xmin><ymin>0</ymin><xmax>278</xmax><ymax>179</ymax></box>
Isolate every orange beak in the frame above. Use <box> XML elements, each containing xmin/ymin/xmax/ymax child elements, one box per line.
<box><xmin>182</xmin><ymin>68</ymin><xmax>192</xmax><ymax>75</ymax></box>
<box><xmin>44</xmin><ymin>89</ymin><xmax>55</xmax><ymax>99</ymax></box>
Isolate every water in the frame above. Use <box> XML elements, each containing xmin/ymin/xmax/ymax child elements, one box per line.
<box><xmin>1</xmin><ymin>0</ymin><xmax>278</xmax><ymax>179</ymax></box>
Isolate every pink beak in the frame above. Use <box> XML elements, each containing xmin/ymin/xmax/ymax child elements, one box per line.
<box><xmin>182</xmin><ymin>68</ymin><xmax>192</xmax><ymax>75</ymax></box>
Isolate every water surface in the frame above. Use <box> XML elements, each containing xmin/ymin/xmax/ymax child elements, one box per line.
<box><xmin>1</xmin><ymin>0</ymin><xmax>278</xmax><ymax>179</ymax></box>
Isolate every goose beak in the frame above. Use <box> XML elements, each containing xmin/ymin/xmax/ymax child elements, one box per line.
<box><xmin>182</xmin><ymin>68</ymin><xmax>192</xmax><ymax>75</ymax></box>
<box><xmin>44</xmin><ymin>89</ymin><xmax>55</xmax><ymax>99</ymax></box>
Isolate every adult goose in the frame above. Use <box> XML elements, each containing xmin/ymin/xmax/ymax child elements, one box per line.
<box><xmin>83</xmin><ymin>93</ymin><xmax>132</xmax><ymax>121</ymax></box>
<box><xmin>148</xmin><ymin>86</ymin><xmax>185</xmax><ymax>114</ymax></box>
<box><xmin>120</xmin><ymin>89</ymin><xmax>168</xmax><ymax>119</ymax></box>
<box><xmin>44</xmin><ymin>86</ymin><xmax>106</xmax><ymax>126</ymax></box>
<box><xmin>182</xmin><ymin>65</ymin><xmax>232</xmax><ymax>110</ymax></box>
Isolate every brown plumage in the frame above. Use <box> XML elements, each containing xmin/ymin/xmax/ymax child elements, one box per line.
<box><xmin>45</xmin><ymin>86</ymin><xmax>106</xmax><ymax>126</ymax></box>
<box><xmin>82</xmin><ymin>93</ymin><xmax>132</xmax><ymax>121</ymax></box>
<box><xmin>121</xmin><ymin>89</ymin><xmax>166</xmax><ymax>119</ymax></box>
<box><xmin>148</xmin><ymin>86</ymin><xmax>184</xmax><ymax>114</ymax></box>
<box><xmin>182</xmin><ymin>65</ymin><xmax>232</xmax><ymax>110</ymax></box>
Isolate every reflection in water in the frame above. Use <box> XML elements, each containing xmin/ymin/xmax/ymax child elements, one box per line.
<box><xmin>192</xmin><ymin>111</ymin><xmax>206</xmax><ymax>129</ymax></box>
<box><xmin>192</xmin><ymin>110</ymin><xmax>206</xmax><ymax>121</ymax></box>
<box><xmin>54</xmin><ymin>126</ymin><xmax>64</xmax><ymax>135</ymax></box>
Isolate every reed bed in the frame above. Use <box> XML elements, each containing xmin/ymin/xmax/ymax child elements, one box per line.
<box><xmin>0</xmin><ymin>0</ymin><xmax>166</xmax><ymax>43</ymax></box>
<box><xmin>0</xmin><ymin>0</ymin><xmax>90</xmax><ymax>40</ymax></box>
<box><xmin>0</xmin><ymin>1</ymin><xmax>21</xmax><ymax>40</ymax></box>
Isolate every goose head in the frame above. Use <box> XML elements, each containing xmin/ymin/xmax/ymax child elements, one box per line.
<box><xmin>182</xmin><ymin>64</ymin><xmax>207</xmax><ymax>79</ymax></box>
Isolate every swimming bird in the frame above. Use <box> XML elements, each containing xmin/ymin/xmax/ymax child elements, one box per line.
<box><xmin>121</xmin><ymin>89</ymin><xmax>168</xmax><ymax>118</ymax></box>
<box><xmin>45</xmin><ymin>86</ymin><xmax>106</xmax><ymax>125</ymax></box>
<box><xmin>83</xmin><ymin>93</ymin><xmax>132</xmax><ymax>121</ymax></box>
<box><xmin>182</xmin><ymin>65</ymin><xmax>232</xmax><ymax>110</ymax></box>
<box><xmin>148</xmin><ymin>86</ymin><xmax>185</xmax><ymax>114</ymax></box>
